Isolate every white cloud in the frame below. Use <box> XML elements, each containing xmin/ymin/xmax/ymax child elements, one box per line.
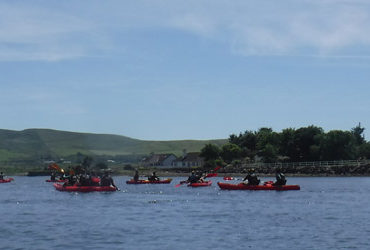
<box><xmin>1</xmin><ymin>0</ymin><xmax>370</xmax><ymax>61</ymax></box>
<box><xmin>167</xmin><ymin>0</ymin><xmax>370</xmax><ymax>56</ymax></box>
<box><xmin>0</xmin><ymin>2</ymin><xmax>104</xmax><ymax>61</ymax></box>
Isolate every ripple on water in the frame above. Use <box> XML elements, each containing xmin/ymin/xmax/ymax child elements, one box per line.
<box><xmin>1</xmin><ymin>176</ymin><xmax>370</xmax><ymax>250</ymax></box>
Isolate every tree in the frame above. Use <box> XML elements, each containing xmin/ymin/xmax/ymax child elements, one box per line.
<box><xmin>220</xmin><ymin>143</ymin><xmax>242</xmax><ymax>163</ymax></box>
<box><xmin>255</xmin><ymin>128</ymin><xmax>280</xmax><ymax>161</ymax></box>
<box><xmin>200</xmin><ymin>144</ymin><xmax>221</xmax><ymax>161</ymax></box>
<box><xmin>320</xmin><ymin>130</ymin><xmax>355</xmax><ymax>160</ymax></box>
<box><xmin>293</xmin><ymin>126</ymin><xmax>323</xmax><ymax>161</ymax></box>
<box><xmin>358</xmin><ymin>142</ymin><xmax>370</xmax><ymax>159</ymax></box>
<box><xmin>258</xmin><ymin>143</ymin><xmax>278</xmax><ymax>163</ymax></box>
<box><xmin>351</xmin><ymin>123</ymin><xmax>365</xmax><ymax>145</ymax></box>
<box><xmin>239</xmin><ymin>130</ymin><xmax>258</xmax><ymax>151</ymax></box>
<box><xmin>279</xmin><ymin>128</ymin><xmax>296</xmax><ymax>161</ymax></box>
<box><xmin>229</xmin><ymin>130</ymin><xmax>257</xmax><ymax>158</ymax></box>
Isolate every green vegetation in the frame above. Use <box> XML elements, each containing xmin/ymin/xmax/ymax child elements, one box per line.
<box><xmin>0</xmin><ymin>128</ymin><xmax>227</xmax><ymax>171</ymax></box>
<box><xmin>200</xmin><ymin>124</ymin><xmax>370</xmax><ymax>167</ymax></box>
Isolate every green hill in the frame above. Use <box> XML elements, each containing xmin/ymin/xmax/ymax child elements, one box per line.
<box><xmin>0</xmin><ymin>129</ymin><xmax>227</xmax><ymax>170</ymax></box>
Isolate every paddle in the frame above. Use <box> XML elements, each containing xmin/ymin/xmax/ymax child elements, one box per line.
<box><xmin>175</xmin><ymin>180</ymin><xmax>188</xmax><ymax>187</ymax></box>
<box><xmin>205</xmin><ymin>173</ymin><xmax>218</xmax><ymax>178</ymax></box>
<box><xmin>48</xmin><ymin>163</ymin><xmax>65</xmax><ymax>174</ymax></box>
<box><xmin>205</xmin><ymin>166</ymin><xmax>222</xmax><ymax>178</ymax></box>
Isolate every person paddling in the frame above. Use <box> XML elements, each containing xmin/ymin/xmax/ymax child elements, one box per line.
<box><xmin>133</xmin><ymin>170</ymin><xmax>139</xmax><ymax>182</ymax></box>
<box><xmin>101</xmin><ymin>170</ymin><xmax>117</xmax><ymax>189</ymax></box>
<box><xmin>273</xmin><ymin>168</ymin><xmax>287</xmax><ymax>186</ymax></box>
<box><xmin>243</xmin><ymin>168</ymin><xmax>260</xmax><ymax>185</ymax></box>
<box><xmin>50</xmin><ymin>172</ymin><xmax>56</xmax><ymax>181</ymax></box>
<box><xmin>0</xmin><ymin>172</ymin><xmax>4</xmax><ymax>180</ymax></box>
<box><xmin>148</xmin><ymin>171</ymin><xmax>159</xmax><ymax>181</ymax></box>
<box><xmin>187</xmin><ymin>170</ymin><xmax>200</xmax><ymax>184</ymax></box>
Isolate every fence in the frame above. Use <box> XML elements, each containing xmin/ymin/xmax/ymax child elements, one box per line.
<box><xmin>243</xmin><ymin>159</ymin><xmax>370</xmax><ymax>169</ymax></box>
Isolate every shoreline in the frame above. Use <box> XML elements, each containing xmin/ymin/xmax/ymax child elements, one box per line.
<box><xmin>16</xmin><ymin>172</ymin><xmax>370</xmax><ymax>178</ymax></box>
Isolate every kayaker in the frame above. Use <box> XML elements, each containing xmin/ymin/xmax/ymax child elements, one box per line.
<box><xmin>133</xmin><ymin>170</ymin><xmax>139</xmax><ymax>181</ymax></box>
<box><xmin>101</xmin><ymin>171</ymin><xmax>117</xmax><ymax>189</ymax></box>
<box><xmin>148</xmin><ymin>171</ymin><xmax>159</xmax><ymax>181</ymax></box>
<box><xmin>198</xmin><ymin>172</ymin><xmax>207</xmax><ymax>183</ymax></box>
<box><xmin>273</xmin><ymin>168</ymin><xmax>287</xmax><ymax>186</ymax></box>
<box><xmin>187</xmin><ymin>171</ymin><xmax>199</xmax><ymax>184</ymax></box>
<box><xmin>0</xmin><ymin>172</ymin><xmax>4</xmax><ymax>180</ymax></box>
<box><xmin>50</xmin><ymin>172</ymin><xmax>56</xmax><ymax>181</ymax></box>
<box><xmin>243</xmin><ymin>169</ymin><xmax>260</xmax><ymax>185</ymax></box>
<box><xmin>63</xmin><ymin>174</ymin><xmax>77</xmax><ymax>187</ymax></box>
<box><xmin>79</xmin><ymin>172</ymin><xmax>92</xmax><ymax>186</ymax></box>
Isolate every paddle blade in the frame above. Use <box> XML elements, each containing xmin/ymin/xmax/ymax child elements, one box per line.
<box><xmin>206</xmin><ymin>173</ymin><xmax>218</xmax><ymax>178</ymax></box>
<box><xmin>48</xmin><ymin>163</ymin><xmax>65</xmax><ymax>173</ymax></box>
<box><xmin>48</xmin><ymin>163</ymin><xmax>59</xmax><ymax>171</ymax></box>
<box><xmin>214</xmin><ymin>166</ymin><xmax>222</xmax><ymax>172</ymax></box>
<box><xmin>175</xmin><ymin>181</ymin><xmax>187</xmax><ymax>187</ymax></box>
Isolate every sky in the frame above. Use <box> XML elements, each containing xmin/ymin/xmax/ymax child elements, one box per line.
<box><xmin>0</xmin><ymin>0</ymin><xmax>370</xmax><ymax>140</ymax></box>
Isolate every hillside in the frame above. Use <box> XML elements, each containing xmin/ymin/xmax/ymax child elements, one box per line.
<box><xmin>0</xmin><ymin>129</ymin><xmax>227</xmax><ymax>169</ymax></box>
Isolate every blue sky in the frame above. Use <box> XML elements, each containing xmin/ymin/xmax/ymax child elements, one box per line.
<box><xmin>0</xmin><ymin>0</ymin><xmax>370</xmax><ymax>140</ymax></box>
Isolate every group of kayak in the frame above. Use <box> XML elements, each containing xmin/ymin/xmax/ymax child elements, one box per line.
<box><xmin>126</xmin><ymin>170</ymin><xmax>214</xmax><ymax>187</ymax></box>
<box><xmin>126</xmin><ymin>168</ymin><xmax>299</xmax><ymax>190</ymax></box>
<box><xmin>45</xmin><ymin>164</ymin><xmax>118</xmax><ymax>192</ymax></box>
<box><xmin>218</xmin><ymin>168</ymin><xmax>300</xmax><ymax>190</ymax></box>
<box><xmin>2</xmin><ymin>166</ymin><xmax>300</xmax><ymax>192</ymax></box>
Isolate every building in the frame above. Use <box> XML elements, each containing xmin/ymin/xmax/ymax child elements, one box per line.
<box><xmin>141</xmin><ymin>154</ymin><xmax>177</xmax><ymax>168</ymax></box>
<box><xmin>173</xmin><ymin>152</ymin><xmax>204</xmax><ymax>168</ymax></box>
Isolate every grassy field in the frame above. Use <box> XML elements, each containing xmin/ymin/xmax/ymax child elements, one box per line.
<box><xmin>0</xmin><ymin>128</ymin><xmax>227</xmax><ymax>170</ymax></box>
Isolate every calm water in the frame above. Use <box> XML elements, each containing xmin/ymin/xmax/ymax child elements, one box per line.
<box><xmin>1</xmin><ymin>176</ymin><xmax>369</xmax><ymax>250</ymax></box>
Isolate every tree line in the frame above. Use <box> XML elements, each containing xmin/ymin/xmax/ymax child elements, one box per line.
<box><xmin>200</xmin><ymin>124</ymin><xmax>370</xmax><ymax>167</ymax></box>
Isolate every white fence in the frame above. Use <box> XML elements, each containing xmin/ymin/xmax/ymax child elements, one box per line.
<box><xmin>244</xmin><ymin>159</ymin><xmax>370</xmax><ymax>169</ymax></box>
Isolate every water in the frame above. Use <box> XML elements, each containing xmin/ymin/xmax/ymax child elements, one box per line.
<box><xmin>1</xmin><ymin>176</ymin><xmax>370</xmax><ymax>250</ymax></box>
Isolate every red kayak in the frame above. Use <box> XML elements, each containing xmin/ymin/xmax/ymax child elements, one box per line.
<box><xmin>46</xmin><ymin>179</ymin><xmax>67</xmax><ymax>183</ymax></box>
<box><xmin>188</xmin><ymin>180</ymin><xmax>212</xmax><ymax>187</ymax></box>
<box><xmin>53</xmin><ymin>183</ymin><xmax>117</xmax><ymax>192</ymax></box>
<box><xmin>217</xmin><ymin>182</ymin><xmax>300</xmax><ymax>191</ymax></box>
<box><xmin>126</xmin><ymin>178</ymin><xmax>172</xmax><ymax>184</ymax></box>
<box><xmin>223</xmin><ymin>176</ymin><xmax>234</xmax><ymax>181</ymax></box>
<box><xmin>205</xmin><ymin>173</ymin><xmax>218</xmax><ymax>178</ymax></box>
<box><xmin>47</xmin><ymin>177</ymin><xmax>100</xmax><ymax>183</ymax></box>
<box><xmin>0</xmin><ymin>178</ymin><xmax>14</xmax><ymax>183</ymax></box>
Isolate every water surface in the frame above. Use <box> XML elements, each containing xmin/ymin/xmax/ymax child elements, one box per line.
<box><xmin>1</xmin><ymin>176</ymin><xmax>369</xmax><ymax>249</ymax></box>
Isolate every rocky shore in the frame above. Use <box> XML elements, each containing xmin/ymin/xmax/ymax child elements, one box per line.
<box><xmin>121</xmin><ymin>162</ymin><xmax>370</xmax><ymax>177</ymax></box>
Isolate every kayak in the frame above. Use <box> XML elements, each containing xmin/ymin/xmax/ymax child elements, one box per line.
<box><xmin>223</xmin><ymin>176</ymin><xmax>234</xmax><ymax>181</ymax></box>
<box><xmin>46</xmin><ymin>179</ymin><xmax>67</xmax><ymax>183</ymax></box>
<box><xmin>188</xmin><ymin>180</ymin><xmax>212</xmax><ymax>187</ymax></box>
<box><xmin>47</xmin><ymin>177</ymin><xmax>100</xmax><ymax>183</ymax></box>
<box><xmin>53</xmin><ymin>183</ymin><xmax>117</xmax><ymax>192</ymax></box>
<box><xmin>0</xmin><ymin>178</ymin><xmax>14</xmax><ymax>183</ymax></box>
<box><xmin>126</xmin><ymin>178</ymin><xmax>172</xmax><ymax>184</ymax></box>
<box><xmin>205</xmin><ymin>173</ymin><xmax>218</xmax><ymax>178</ymax></box>
<box><xmin>217</xmin><ymin>182</ymin><xmax>300</xmax><ymax>191</ymax></box>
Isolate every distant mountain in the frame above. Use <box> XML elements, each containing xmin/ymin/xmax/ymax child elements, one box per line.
<box><xmin>0</xmin><ymin>129</ymin><xmax>227</xmax><ymax>168</ymax></box>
